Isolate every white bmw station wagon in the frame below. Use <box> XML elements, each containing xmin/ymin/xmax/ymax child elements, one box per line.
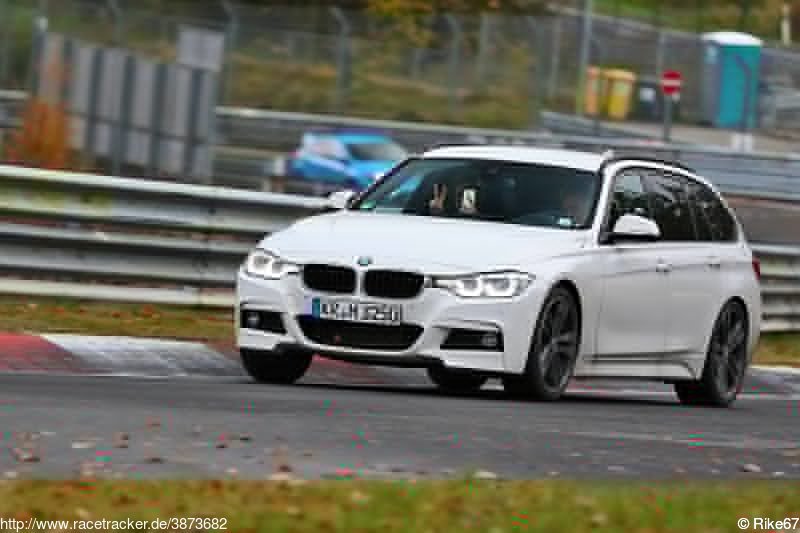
<box><xmin>237</xmin><ymin>146</ymin><xmax>761</xmax><ymax>406</ymax></box>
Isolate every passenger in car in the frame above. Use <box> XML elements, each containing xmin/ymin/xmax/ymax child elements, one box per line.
<box><xmin>561</xmin><ymin>186</ymin><xmax>593</xmax><ymax>225</ymax></box>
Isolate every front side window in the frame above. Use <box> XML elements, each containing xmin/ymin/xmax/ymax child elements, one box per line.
<box><xmin>645</xmin><ymin>171</ymin><xmax>697</xmax><ymax>241</ymax></box>
<box><xmin>351</xmin><ymin>158</ymin><xmax>601</xmax><ymax>229</ymax></box>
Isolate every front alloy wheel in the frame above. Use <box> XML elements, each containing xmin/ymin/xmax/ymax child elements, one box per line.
<box><xmin>675</xmin><ymin>301</ymin><xmax>749</xmax><ymax>407</ymax></box>
<box><xmin>502</xmin><ymin>286</ymin><xmax>580</xmax><ymax>401</ymax></box>
<box><xmin>240</xmin><ymin>348</ymin><xmax>313</xmax><ymax>384</ymax></box>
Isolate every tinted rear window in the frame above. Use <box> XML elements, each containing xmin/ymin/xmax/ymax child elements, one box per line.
<box><xmin>646</xmin><ymin>172</ymin><xmax>697</xmax><ymax>241</ymax></box>
<box><xmin>687</xmin><ymin>181</ymin><xmax>738</xmax><ymax>242</ymax></box>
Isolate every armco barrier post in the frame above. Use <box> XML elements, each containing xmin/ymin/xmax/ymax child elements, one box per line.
<box><xmin>0</xmin><ymin>0</ymin><xmax>9</xmax><ymax>87</ymax></box>
<box><xmin>330</xmin><ymin>7</ymin><xmax>352</xmax><ymax>114</ymax></box>
<box><xmin>28</xmin><ymin>16</ymin><xmax>48</xmax><ymax>95</ymax></box>
<box><xmin>475</xmin><ymin>13</ymin><xmax>493</xmax><ymax>86</ymax></box>
<box><xmin>445</xmin><ymin>14</ymin><xmax>463</xmax><ymax>118</ymax></box>
<box><xmin>105</xmin><ymin>0</ymin><xmax>124</xmax><ymax>46</ymax></box>
<box><xmin>527</xmin><ymin>17</ymin><xmax>544</xmax><ymax>128</ymax></box>
<box><xmin>147</xmin><ymin>63</ymin><xmax>166</xmax><ymax>176</ymax></box>
<box><xmin>84</xmin><ymin>46</ymin><xmax>103</xmax><ymax>165</ymax></box>
<box><xmin>112</xmin><ymin>52</ymin><xmax>135</xmax><ymax>177</ymax></box>
<box><xmin>184</xmin><ymin>67</ymin><xmax>203</xmax><ymax>181</ymax></box>
<box><xmin>547</xmin><ymin>15</ymin><xmax>563</xmax><ymax>102</ymax></box>
<box><xmin>220</xmin><ymin>0</ymin><xmax>238</xmax><ymax>105</ymax></box>
<box><xmin>655</xmin><ymin>30</ymin><xmax>666</xmax><ymax>78</ymax></box>
<box><xmin>576</xmin><ymin>0</ymin><xmax>594</xmax><ymax>117</ymax></box>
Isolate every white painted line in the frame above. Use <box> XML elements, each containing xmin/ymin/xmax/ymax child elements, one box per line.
<box><xmin>753</xmin><ymin>365</ymin><xmax>800</xmax><ymax>376</ymax></box>
<box><xmin>42</xmin><ymin>334</ymin><xmax>241</xmax><ymax>377</ymax></box>
<box><xmin>566</xmin><ymin>389</ymin><xmax>800</xmax><ymax>401</ymax></box>
<box><xmin>545</xmin><ymin>428</ymin><xmax>800</xmax><ymax>451</ymax></box>
<box><xmin>0</xmin><ymin>370</ymin><xmax>243</xmax><ymax>382</ymax></box>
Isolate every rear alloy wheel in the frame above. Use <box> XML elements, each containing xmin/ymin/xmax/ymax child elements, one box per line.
<box><xmin>675</xmin><ymin>301</ymin><xmax>748</xmax><ymax>408</ymax></box>
<box><xmin>240</xmin><ymin>348</ymin><xmax>313</xmax><ymax>385</ymax></box>
<box><xmin>427</xmin><ymin>366</ymin><xmax>489</xmax><ymax>393</ymax></box>
<box><xmin>502</xmin><ymin>286</ymin><xmax>580</xmax><ymax>401</ymax></box>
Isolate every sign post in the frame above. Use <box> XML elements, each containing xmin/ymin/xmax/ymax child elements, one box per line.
<box><xmin>660</xmin><ymin>70</ymin><xmax>682</xmax><ymax>143</ymax></box>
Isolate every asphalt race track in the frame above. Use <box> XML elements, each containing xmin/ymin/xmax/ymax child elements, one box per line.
<box><xmin>1</xmin><ymin>336</ymin><xmax>800</xmax><ymax>480</ymax></box>
<box><xmin>727</xmin><ymin>195</ymin><xmax>800</xmax><ymax>245</ymax></box>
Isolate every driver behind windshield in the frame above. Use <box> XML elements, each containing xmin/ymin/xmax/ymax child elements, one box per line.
<box><xmin>428</xmin><ymin>182</ymin><xmax>480</xmax><ymax>217</ymax></box>
<box><xmin>427</xmin><ymin>166</ymin><xmax>485</xmax><ymax>218</ymax></box>
<box><xmin>560</xmin><ymin>185</ymin><xmax>593</xmax><ymax>227</ymax></box>
<box><xmin>360</xmin><ymin>158</ymin><xmax>599</xmax><ymax>230</ymax></box>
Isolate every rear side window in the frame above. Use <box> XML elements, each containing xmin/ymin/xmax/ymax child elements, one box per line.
<box><xmin>645</xmin><ymin>171</ymin><xmax>697</xmax><ymax>241</ymax></box>
<box><xmin>687</xmin><ymin>181</ymin><xmax>738</xmax><ymax>242</ymax></box>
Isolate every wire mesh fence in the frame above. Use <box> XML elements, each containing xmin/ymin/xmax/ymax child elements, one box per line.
<box><xmin>3</xmin><ymin>0</ymin><xmax>800</xmax><ymax>131</ymax></box>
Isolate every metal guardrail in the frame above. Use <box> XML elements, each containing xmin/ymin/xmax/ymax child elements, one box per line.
<box><xmin>3</xmin><ymin>90</ymin><xmax>800</xmax><ymax>200</ymax></box>
<box><xmin>0</xmin><ymin>164</ymin><xmax>326</xmax><ymax>306</ymax></box>
<box><xmin>0</xmin><ymin>164</ymin><xmax>797</xmax><ymax>333</ymax></box>
<box><xmin>218</xmin><ymin>109</ymin><xmax>800</xmax><ymax>202</ymax></box>
<box><xmin>216</xmin><ymin>106</ymin><xmax>800</xmax><ymax>201</ymax></box>
<box><xmin>753</xmin><ymin>245</ymin><xmax>800</xmax><ymax>332</ymax></box>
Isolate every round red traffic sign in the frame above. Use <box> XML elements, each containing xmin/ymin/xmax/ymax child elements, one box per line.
<box><xmin>661</xmin><ymin>70</ymin><xmax>682</xmax><ymax>95</ymax></box>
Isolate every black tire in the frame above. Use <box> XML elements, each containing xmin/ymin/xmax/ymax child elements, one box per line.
<box><xmin>240</xmin><ymin>348</ymin><xmax>313</xmax><ymax>385</ymax></box>
<box><xmin>502</xmin><ymin>286</ymin><xmax>580</xmax><ymax>401</ymax></box>
<box><xmin>675</xmin><ymin>301</ymin><xmax>749</xmax><ymax>408</ymax></box>
<box><xmin>427</xmin><ymin>366</ymin><xmax>488</xmax><ymax>393</ymax></box>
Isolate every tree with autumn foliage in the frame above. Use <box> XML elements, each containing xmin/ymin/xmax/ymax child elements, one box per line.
<box><xmin>5</xmin><ymin>99</ymin><xmax>70</xmax><ymax>170</ymax></box>
<box><xmin>4</xmin><ymin>58</ymin><xmax>71</xmax><ymax>170</ymax></box>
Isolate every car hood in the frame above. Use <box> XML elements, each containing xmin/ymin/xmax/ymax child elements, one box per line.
<box><xmin>259</xmin><ymin>212</ymin><xmax>590</xmax><ymax>274</ymax></box>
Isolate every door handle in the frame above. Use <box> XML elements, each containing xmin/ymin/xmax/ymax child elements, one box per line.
<box><xmin>656</xmin><ymin>261</ymin><xmax>672</xmax><ymax>274</ymax></box>
<box><xmin>708</xmin><ymin>257</ymin><xmax>722</xmax><ymax>269</ymax></box>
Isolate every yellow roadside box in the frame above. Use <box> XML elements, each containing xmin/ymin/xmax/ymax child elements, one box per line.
<box><xmin>604</xmin><ymin>69</ymin><xmax>637</xmax><ymax>120</ymax></box>
<box><xmin>584</xmin><ymin>66</ymin><xmax>607</xmax><ymax>116</ymax></box>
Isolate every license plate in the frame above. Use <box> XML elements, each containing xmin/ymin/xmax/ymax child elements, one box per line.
<box><xmin>308</xmin><ymin>297</ymin><xmax>402</xmax><ymax>325</ymax></box>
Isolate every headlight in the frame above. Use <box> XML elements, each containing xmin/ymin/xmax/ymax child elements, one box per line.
<box><xmin>244</xmin><ymin>250</ymin><xmax>299</xmax><ymax>279</ymax></box>
<box><xmin>434</xmin><ymin>271</ymin><xmax>533</xmax><ymax>299</ymax></box>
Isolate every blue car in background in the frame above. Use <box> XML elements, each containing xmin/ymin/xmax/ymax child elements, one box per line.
<box><xmin>288</xmin><ymin>132</ymin><xmax>408</xmax><ymax>190</ymax></box>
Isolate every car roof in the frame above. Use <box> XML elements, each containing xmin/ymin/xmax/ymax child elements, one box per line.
<box><xmin>421</xmin><ymin>145</ymin><xmax>606</xmax><ymax>172</ymax></box>
<box><xmin>305</xmin><ymin>132</ymin><xmax>392</xmax><ymax>144</ymax></box>
<box><xmin>420</xmin><ymin>146</ymin><xmax>716</xmax><ymax>189</ymax></box>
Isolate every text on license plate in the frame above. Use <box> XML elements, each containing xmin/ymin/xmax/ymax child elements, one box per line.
<box><xmin>309</xmin><ymin>298</ymin><xmax>402</xmax><ymax>324</ymax></box>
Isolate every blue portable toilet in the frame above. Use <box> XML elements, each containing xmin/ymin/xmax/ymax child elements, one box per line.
<box><xmin>700</xmin><ymin>32</ymin><xmax>763</xmax><ymax>129</ymax></box>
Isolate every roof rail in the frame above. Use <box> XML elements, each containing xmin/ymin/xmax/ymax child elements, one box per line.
<box><xmin>425</xmin><ymin>142</ymin><xmax>482</xmax><ymax>150</ymax></box>
<box><xmin>306</xmin><ymin>127</ymin><xmax>390</xmax><ymax>136</ymax></box>
<box><xmin>600</xmin><ymin>154</ymin><xmax>697</xmax><ymax>175</ymax></box>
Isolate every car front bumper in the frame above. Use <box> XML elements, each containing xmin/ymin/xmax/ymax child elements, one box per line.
<box><xmin>236</xmin><ymin>270</ymin><xmax>546</xmax><ymax>374</ymax></box>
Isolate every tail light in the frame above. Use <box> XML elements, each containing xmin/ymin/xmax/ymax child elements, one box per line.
<box><xmin>752</xmin><ymin>257</ymin><xmax>761</xmax><ymax>281</ymax></box>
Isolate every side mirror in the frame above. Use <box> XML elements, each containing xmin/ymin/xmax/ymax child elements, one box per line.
<box><xmin>326</xmin><ymin>189</ymin><xmax>356</xmax><ymax>210</ymax></box>
<box><xmin>604</xmin><ymin>214</ymin><xmax>661</xmax><ymax>244</ymax></box>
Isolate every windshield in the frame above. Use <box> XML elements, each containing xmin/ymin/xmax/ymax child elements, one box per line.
<box><xmin>347</xmin><ymin>141</ymin><xmax>407</xmax><ymax>161</ymax></box>
<box><xmin>351</xmin><ymin>158</ymin><xmax>601</xmax><ymax>229</ymax></box>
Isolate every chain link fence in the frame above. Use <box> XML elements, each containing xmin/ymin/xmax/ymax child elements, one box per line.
<box><xmin>3</xmin><ymin>0</ymin><xmax>800</xmax><ymax>131</ymax></box>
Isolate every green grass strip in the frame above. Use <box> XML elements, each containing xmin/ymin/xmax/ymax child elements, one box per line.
<box><xmin>0</xmin><ymin>480</ymin><xmax>798</xmax><ymax>532</ymax></box>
